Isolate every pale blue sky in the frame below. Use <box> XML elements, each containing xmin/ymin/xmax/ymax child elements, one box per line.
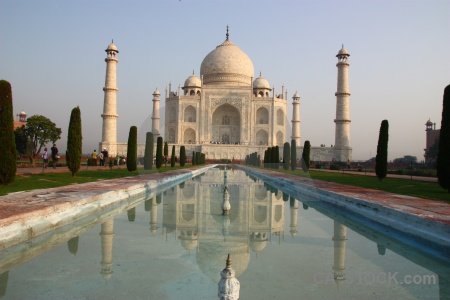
<box><xmin>1</xmin><ymin>0</ymin><xmax>449</xmax><ymax>161</ymax></box>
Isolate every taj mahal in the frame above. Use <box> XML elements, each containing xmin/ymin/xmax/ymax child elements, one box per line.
<box><xmin>99</xmin><ymin>28</ymin><xmax>352</xmax><ymax>162</ymax></box>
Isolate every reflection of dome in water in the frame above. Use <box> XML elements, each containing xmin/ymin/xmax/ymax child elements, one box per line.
<box><xmin>180</xmin><ymin>237</ymin><xmax>198</xmax><ymax>252</ymax></box>
<box><xmin>250</xmin><ymin>236</ymin><xmax>268</xmax><ymax>252</ymax></box>
<box><xmin>197</xmin><ymin>241</ymin><xmax>250</xmax><ymax>281</ymax></box>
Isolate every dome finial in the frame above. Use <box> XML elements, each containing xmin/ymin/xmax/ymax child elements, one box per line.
<box><xmin>226</xmin><ymin>25</ymin><xmax>229</xmax><ymax>40</ymax></box>
<box><xmin>259</xmin><ymin>71</ymin><xmax>261</xmax><ymax>77</ymax></box>
<box><xmin>192</xmin><ymin>69</ymin><xmax>195</xmax><ymax>75</ymax></box>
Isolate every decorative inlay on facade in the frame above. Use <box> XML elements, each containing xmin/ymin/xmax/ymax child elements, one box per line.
<box><xmin>211</xmin><ymin>98</ymin><xmax>242</xmax><ymax>108</ymax></box>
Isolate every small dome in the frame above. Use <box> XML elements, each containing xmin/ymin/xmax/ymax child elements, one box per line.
<box><xmin>293</xmin><ymin>91</ymin><xmax>300</xmax><ymax>98</ymax></box>
<box><xmin>19</xmin><ymin>111</ymin><xmax>26</xmax><ymax>116</ymax></box>
<box><xmin>337</xmin><ymin>45</ymin><xmax>349</xmax><ymax>57</ymax></box>
<box><xmin>153</xmin><ymin>88</ymin><xmax>160</xmax><ymax>95</ymax></box>
<box><xmin>106</xmin><ymin>42</ymin><xmax>118</xmax><ymax>52</ymax></box>
<box><xmin>184</xmin><ymin>74</ymin><xmax>201</xmax><ymax>88</ymax></box>
<box><xmin>425</xmin><ymin>119</ymin><xmax>433</xmax><ymax>126</ymax></box>
<box><xmin>253</xmin><ymin>75</ymin><xmax>270</xmax><ymax>89</ymax></box>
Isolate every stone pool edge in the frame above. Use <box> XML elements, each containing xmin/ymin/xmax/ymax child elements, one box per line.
<box><xmin>0</xmin><ymin>165</ymin><xmax>217</xmax><ymax>251</ymax></box>
<box><xmin>238</xmin><ymin>165</ymin><xmax>450</xmax><ymax>249</ymax></box>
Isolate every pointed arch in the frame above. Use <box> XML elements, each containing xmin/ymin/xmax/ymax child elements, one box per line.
<box><xmin>256</xmin><ymin>107</ymin><xmax>269</xmax><ymax>124</ymax></box>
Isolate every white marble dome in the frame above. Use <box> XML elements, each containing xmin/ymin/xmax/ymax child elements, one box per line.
<box><xmin>337</xmin><ymin>46</ymin><xmax>349</xmax><ymax>56</ymax></box>
<box><xmin>253</xmin><ymin>75</ymin><xmax>270</xmax><ymax>89</ymax></box>
<box><xmin>184</xmin><ymin>73</ymin><xmax>201</xmax><ymax>87</ymax></box>
<box><xmin>200</xmin><ymin>39</ymin><xmax>254</xmax><ymax>86</ymax></box>
<box><xmin>106</xmin><ymin>42</ymin><xmax>118</xmax><ymax>52</ymax></box>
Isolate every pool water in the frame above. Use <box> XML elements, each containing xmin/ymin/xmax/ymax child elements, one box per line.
<box><xmin>0</xmin><ymin>167</ymin><xmax>448</xmax><ymax>299</ymax></box>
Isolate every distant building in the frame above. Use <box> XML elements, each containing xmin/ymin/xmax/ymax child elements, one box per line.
<box><xmin>14</xmin><ymin>111</ymin><xmax>27</xmax><ymax>129</ymax></box>
<box><xmin>424</xmin><ymin>118</ymin><xmax>440</xmax><ymax>163</ymax></box>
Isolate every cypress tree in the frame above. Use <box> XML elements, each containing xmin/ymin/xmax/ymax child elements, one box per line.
<box><xmin>164</xmin><ymin>141</ymin><xmax>168</xmax><ymax>164</ymax></box>
<box><xmin>267</xmin><ymin>147</ymin><xmax>272</xmax><ymax>168</ymax></box>
<box><xmin>126</xmin><ymin>126</ymin><xmax>137</xmax><ymax>172</ymax></box>
<box><xmin>437</xmin><ymin>84</ymin><xmax>450</xmax><ymax>192</ymax></box>
<box><xmin>196</xmin><ymin>151</ymin><xmax>201</xmax><ymax>165</ymax></box>
<box><xmin>375</xmin><ymin>120</ymin><xmax>389</xmax><ymax>181</ymax></box>
<box><xmin>192</xmin><ymin>151</ymin><xmax>196</xmax><ymax>165</ymax></box>
<box><xmin>180</xmin><ymin>146</ymin><xmax>186</xmax><ymax>166</ymax></box>
<box><xmin>144</xmin><ymin>132</ymin><xmax>154</xmax><ymax>170</ymax></box>
<box><xmin>291</xmin><ymin>139</ymin><xmax>297</xmax><ymax>171</ymax></box>
<box><xmin>156</xmin><ymin>136</ymin><xmax>163</xmax><ymax>168</ymax></box>
<box><xmin>283</xmin><ymin>142</ymin><xmax>290</xmax><ymax>170</ymax></box>
<box><xmin>67</xmin><ymin>106</ymin><xmax>82</xmax><ymax>177</ymax></box>
<box><xmin>170</xmin><ymin>145</ymin><xmax>176</xmax><ymax>167</ymax></box>
<box><xmin>302</xmin><ymin>140</ymin><xmax>311</xmax><ymax>171</ymax></box>
<box><xmin>275</xmin><ymin>146</ymin><xmax>280</xmax><ymax>169</ymax></box>
<box><xmin>0</xmin><ymin>80</ymin><xmax>16</xmax><ymax>184</ymax></box>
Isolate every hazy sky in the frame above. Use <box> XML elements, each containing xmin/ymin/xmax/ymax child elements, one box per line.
<box><xmin>1</xmin><ymin>0</ymin><xmax>449</xmax><ymax>161</ymax></box>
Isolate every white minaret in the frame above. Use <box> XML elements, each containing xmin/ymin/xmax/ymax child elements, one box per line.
<box><xmin>332</xmin><ymin>220</ymin><xmax>347</xmax><ymax>286</ymax></box>
<box><xmin>291</xmin><ymin>92</ymin><xmax>301</xmax><ymax>145</ymax></box>
<box><xmin>334</xmin><ymin>45</ymin><xmax>351</xmax><ymax>156</ymax></box>
<box><xmin>151</xmin><ymin>88</ymin><xmax>161</xmax><ymax>139</ymax></box>
<box><xmin>101</xmin><ymin>41</ymin><xmax>119</xmax><ymax>156</ymax></box>
<box><xmin>100</xmin><ymin>219</ymin><xmax>115</xmax><ymax>280</ymax></box>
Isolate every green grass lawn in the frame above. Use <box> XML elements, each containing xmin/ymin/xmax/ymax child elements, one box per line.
<box><xmin>265</xmin><ymin>167</ymin><xmax>450</xmax><ymax>202</ymax></box>
<box><xmin>0</xmin><ymin>165</ymin><xmax>191</xmax><ymax>196</ymax></box>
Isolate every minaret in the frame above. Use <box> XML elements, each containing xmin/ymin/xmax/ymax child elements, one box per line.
<box><xmin>332</xmin><ymin>220</ymin><xmax>347</xmax><ymax>286</ymax></box>
<box><xmin>151</xmin><ymin>88</ymin><xmax>161</xmax><ymax>139</ymax></box>
<box><xmin>289</xmin><ymin>198</ymin><xmax>299</xmax><ymax>237</ymax></box>
<box><xmin>334</xmin><ymin>45</ymin><xmax>351</xmax><ymax>158</ymax></box>
<box><xmin>218</xmin><ymin>254</ymin><xmax>240</xmax><ymax>300</ymax></box>
<box><xmin>150</xmin><ymin>196</ymin><xmax>158</xmax><ymax>234</ymax></box>
<box><xmin>101</xmin><ymin>41</ymin><xmax>119</xmax><ymax>157</ymax></box>
<box><xmin>291</xmin><ymin>92</ymin><xmax>301</xmax><ymax>145</ymax></box>
<box><xmin>100</xmin><ymin>219</ymin><xmax>115</xmax><ymax>280</ymax></box>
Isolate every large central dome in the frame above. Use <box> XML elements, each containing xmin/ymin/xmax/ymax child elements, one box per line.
<box><xmin>200</xmin><ymin>38</ymin><xmax>254</xmax><ymax>86</ymax></box>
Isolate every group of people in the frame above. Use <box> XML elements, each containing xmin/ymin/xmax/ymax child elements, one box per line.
<box><xmin>92</xmin><ymin>148</ymin><xmax>109</xmax><ymax>166</ymax></box>
<box><xmin>42</xmin><ymin>144</ymin><xmax>59</xmax><ymax>169</ymax></box>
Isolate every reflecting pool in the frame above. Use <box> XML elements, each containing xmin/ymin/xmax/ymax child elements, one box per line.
<box><xmin>0</xmin><ymin>167</ymin><xmax>448</xmax><ymax>299</ymax></box>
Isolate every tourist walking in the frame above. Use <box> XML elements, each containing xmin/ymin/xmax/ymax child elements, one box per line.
<box><xmin>51</xmin><ymin>144</ymin><xmax>59</xmax><ymax>169</ymax></box>
<box><xmin>101</xmin><ymin>148</ymin><xmax>109</xmax><ymax>167</ymax></box>
<box><xmin>98</xmin><ymin>151</ymin><xmax>104</xmax><ymax>166</ymax></box>
<box><xmin>92</xmin><ymin>150</ymin><xmax>97</xmax><ymax>166</ymax></box>
<box><xmin>42</xmin><ymin>148</ymin><xmax>49</xmax><ymax>169</ymax></box>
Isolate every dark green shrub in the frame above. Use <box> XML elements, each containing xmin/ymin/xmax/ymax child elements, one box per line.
<box><xmin>0</xmin><ymin>80</ymin><xmax>16</xmax><ymax>184</ymax></box>
<box><xmin>170</xmin><ymin>145</ymin><xmax>176</xmax><ymax>167</ymax></box>
<box><xmin>144</xmin><ymin>132</ymin><xmax>154</xmax><ymax>170</ymax></box>
<box><xmin>180</xmin><ymin>146</ymin><xmax>186</xmax><ymax>166</ymax></box>
<box><xmin>126</xmin><ymin>126</ymin><xmax>137</xmax><ymax>172</ymax></box>
<box><xmin>283</xmin><ymin>142</ymin><xmax>290</xmax><ymax>170</ymax></box>
<box><xmin>375</xmin><ymin>120</ymin><xmax>389</xmax><ymax>181</ymax></box>
<box><xmin>67</xmin><ymin>107</ymin><xmax>82</xmax><ymax>177</ymax></box>
<box><xmin>302</xmin><ymin>140</ymin><xmax>311</xmax><ymax>171</ymax></box>
<box><xmin>330</xmin><ymin>163</ymin><xmax>340</xmax><ymax>170</ymax></box>
<box><xmin>290</xmin><ymin>139</ymin><xmax>297</xmax><ymax>171</ymax></box>
<box><xmin>156</xmin><ymin>137</ymin><xmax>163</xmax><ymax>168</ymax></box>
<box><xmin>192</xmin><ymin>151</ymin><xmax>196</xmax><ymax>165</ymax></box>
<box><xmin>437</xmin><ymin>84</ymin><xmax>450</xmax><ymax>192</ymax></box>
